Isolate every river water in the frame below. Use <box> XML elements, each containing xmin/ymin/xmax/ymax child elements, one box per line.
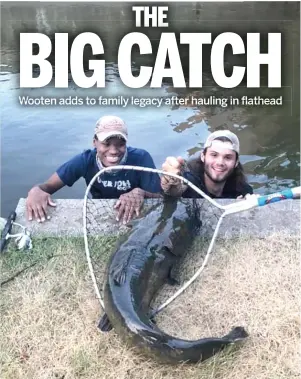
<box><xmin>1</xmin><ymin>2</ymin><xmax>300</xmax><ymax>217</ymax></box>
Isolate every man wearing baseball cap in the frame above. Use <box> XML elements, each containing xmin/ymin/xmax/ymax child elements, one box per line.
<box><xmin>161</xmin><ymin>130</ymin><xmax>253</xmax><ymax>199</ymax></box>
<box><xmin>26</xmin><ymin>115</ymin><xmax>161</xmax><ymax>224</ymax></box>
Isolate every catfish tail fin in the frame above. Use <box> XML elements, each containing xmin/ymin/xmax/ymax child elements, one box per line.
<box><xmin>223</xmin><ymin>326</ymin><xmax>249</xmax><ymax>342</ymax></box>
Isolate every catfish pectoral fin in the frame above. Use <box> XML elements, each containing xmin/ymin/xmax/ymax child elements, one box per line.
<box><xmin>166</xmin><ymin>267</ymin><xmax>180</xmax><ymax>286</ymax></box>
<box><xmin>166</xmin><ymin>276</ymin><xmax>180</xmax><ymax>286</ymax></box>
<box><xmin>110</xmin><ymin>250</ymin><xmax>133</xmax><ymax>286</ymax></box>
<box><xmin>113</xmin><ymin>268</ymin><xmax>126</xmax><ymax>286</ymax></box>
<box><xmin>111</xmin><ymin>261</ymin><xmax>128</xmax><ymax>286</ymax></box>
<box><xmin>98</xmin><ymin>313</ymin><xmax>113</xmax><ymax>332</ymax></box>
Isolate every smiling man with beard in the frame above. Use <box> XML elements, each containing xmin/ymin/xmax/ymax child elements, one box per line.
<box><xmin>26</xmin><ymin>115</ymin><xmax>161</xmax><ymax>224</ymax></box>
<box><xmin>161</xmin><ymin>130</ymin><xmax>253</xmax><ymax>199</ymax></box>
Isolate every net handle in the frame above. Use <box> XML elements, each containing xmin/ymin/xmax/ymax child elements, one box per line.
<box><xmin>223</xmin><ymin>186</ymin><xmax>301</xmax><ymax>215</ymax></box>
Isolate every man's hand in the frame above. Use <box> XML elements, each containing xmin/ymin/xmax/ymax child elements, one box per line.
<box><xmin>161</xmin><ymin>156</ymin><xmax>185</xmax><ymax>189</ymax></box>
<box><xmin>26</xmin><ymin>186</ymin><xmax>57</xmax><ymax>222</ymax></box>
<box><xmin>114</xmin><ymin>188</ymin><xmax>145</xmax><ymax>224</ymax></box>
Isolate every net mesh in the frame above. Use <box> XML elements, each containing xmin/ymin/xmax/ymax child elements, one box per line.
<box><xmin>84</xmin><ymin>167</ymin><xmax>225</xmax><ymax>316</ymax></box>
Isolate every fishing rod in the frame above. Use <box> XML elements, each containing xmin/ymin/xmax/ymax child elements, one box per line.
<box><xmin>0</xmin><ymin>211</ymin><xmax>33</xmax><ymax>253</ymax></box>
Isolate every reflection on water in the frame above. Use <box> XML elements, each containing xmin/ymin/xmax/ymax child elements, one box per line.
<box><xmin>0</xmin><ymin>2</ymin><xmax>300</xmax><ymax>217</ymax></box>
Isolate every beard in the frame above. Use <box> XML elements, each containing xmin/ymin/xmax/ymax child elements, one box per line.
<box><xmin>204</xmin><ymin>161</ymin><xmax>235</xmax><ymax>184</ymax></box>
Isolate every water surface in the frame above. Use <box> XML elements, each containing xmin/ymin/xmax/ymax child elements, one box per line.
<box><xmin>1</xmin><ymin>2</ymin><xmax>300</xmax><ymax>217</ymax></box>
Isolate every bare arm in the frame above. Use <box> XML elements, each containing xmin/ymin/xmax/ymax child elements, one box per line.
<box><xmin>36</xmin><ymin>173</ymin><xmax>65</xmax><ymax>194</ymax></box>
<box><xmin>26</xmin><ymin>173</ymin><xmax>65</xmax><ymax>222</ymax></box>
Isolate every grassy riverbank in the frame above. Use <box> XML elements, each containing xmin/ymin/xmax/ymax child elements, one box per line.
<box><xmin>1</xmin><ymin>234</ymin><xmax>299</xmax><ymax>379</ymax></box>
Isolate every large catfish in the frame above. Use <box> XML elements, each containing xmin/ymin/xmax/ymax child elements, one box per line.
<box><xmin>99</xmin><ymin>197</ymin><xmax>248</xmax><ymax>364</ymax></box>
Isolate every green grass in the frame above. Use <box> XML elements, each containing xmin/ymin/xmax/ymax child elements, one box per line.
<box><xmin>1</xmin><ymin>236</ymin><xmax>116</xmax><ymax>287</ymax></box>
<box><xmin>0</xmin><ymin>233</ymin><xmax>300</xmax><ymax>379</ymax></box>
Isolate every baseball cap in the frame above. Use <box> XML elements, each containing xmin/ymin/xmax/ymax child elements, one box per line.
<box><xmin>204</xmin><ymin>130</ymin><xmax>240</xmax><ymax>154</ymax></box>
<box><xmin>95</xmin><ymin>115</ymin><xmax>128</xmax><ymax>142</ymax></box>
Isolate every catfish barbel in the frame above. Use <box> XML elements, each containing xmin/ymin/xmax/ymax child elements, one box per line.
<box><xmin>99</xmin><ymin>197</ymin><xmax>248</xmax><ymax>364</ymax></box>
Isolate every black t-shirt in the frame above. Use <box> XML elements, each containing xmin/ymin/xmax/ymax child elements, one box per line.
<box><xmin>182</xmin><ymin>171</ymin><xmax>253</xmax><ymax>199</ymax></box>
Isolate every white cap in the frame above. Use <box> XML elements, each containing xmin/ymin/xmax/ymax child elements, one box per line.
<box><xmin>95</xmin><ymin>115</ymin><xmax>128</xmax><ymax>142</ymax></box>
<box><xmin>204</xmin><ymin>130</ymin><xmax>240</xmax><ymax>154</ymax></box>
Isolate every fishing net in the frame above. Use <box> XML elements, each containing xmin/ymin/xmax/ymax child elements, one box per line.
<box><xmin>83</xmin><ymin>165</ymin><xmax>299</xmax><ymax>319</ymax></box>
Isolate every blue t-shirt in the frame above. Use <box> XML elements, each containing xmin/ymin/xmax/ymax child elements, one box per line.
<box><xmin>56</xmin><ymin>147</ymin><xmax>161</xmax><ymax>199</ymax></box>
